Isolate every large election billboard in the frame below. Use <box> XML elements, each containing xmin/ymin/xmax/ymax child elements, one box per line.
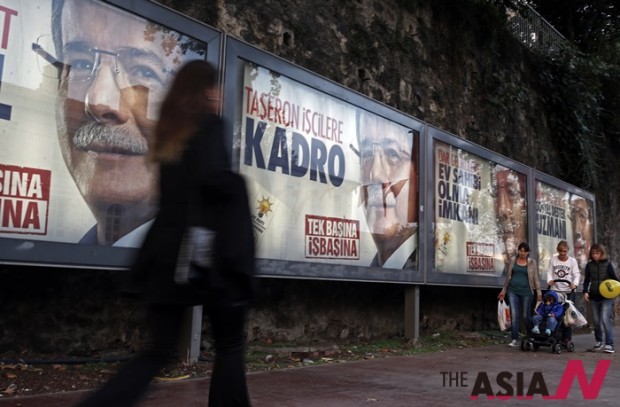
<box><xmin>1</xmin><ymin>1</ymin><xmax>596</xmax><ymax>287</ymax></box>
<box><xmin>426</xmin><ymin>126</ymin><xmax>595</xmax><ymax>287</ymax></box>
<box><xmin>0</xmin><ymin>0</ymin><xmax>220</xmax><ymax>267</ymax></box>
<box><xmin>433</xmin><ymin>139</ymin><xmax>528</xmax><ymax>276</ymax></box>
<box><xmin>240</xmin><ymin>62</ymin><xmax>419</xmax><ymax>269</ymax></box>
<box><xmin>535</xmin><ymin>177</ymin><xmax>595</xmax><ymax>280</ymax></box>
<box><xmin>224</xmin><ymin>39</ymin><xmax>424</xmax><ymax>282</ymax></box>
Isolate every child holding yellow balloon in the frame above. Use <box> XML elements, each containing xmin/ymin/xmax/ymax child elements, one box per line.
<box><xmin>583</xmin><ymin>243</ymin><xmax>620</xmax><ymax>353</ymax></box>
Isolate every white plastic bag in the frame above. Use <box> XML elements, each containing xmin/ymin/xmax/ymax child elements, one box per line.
<box><xmin>563</xmin><ymin>300</ymin><xmax>588</xmax><ymax>328</ymax></box>
<box><xmin>498</xmin><ymin>300</ymin><xmax>511</xmax><ymax>331</ymax></box>
<box><xmin>175</xmin><ymin>226</ymin><xmax>216</xmax><ymax>285</ymax></box>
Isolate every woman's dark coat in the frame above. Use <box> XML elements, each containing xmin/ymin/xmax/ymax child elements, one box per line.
<box><xmin>124</xmin><ymin>114</ymin><xmax>255</xmax><ymax>305</ymax></box>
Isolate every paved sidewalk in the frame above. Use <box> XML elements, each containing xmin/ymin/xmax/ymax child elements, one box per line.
<box><xmin>1</xmin><ymin>328</ymin><xmax>618</xmax><ymax>406</ymax></box>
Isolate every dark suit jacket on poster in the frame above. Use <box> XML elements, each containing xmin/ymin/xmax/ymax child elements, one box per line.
<box><xmin>124</xmin><ymin>114</ymin><xmax>256</xmax><ymax>306</ymax></box>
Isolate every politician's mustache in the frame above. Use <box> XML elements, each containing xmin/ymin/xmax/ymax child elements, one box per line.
<box><xmin>362</xmin><ymin>179</ymin><xmax>408</xmax><ymax>209</ymax></box>
<box><xmin>73</xmin><ymin>121</ymin><xmax>148</xmax><ymax>155</ymax></box>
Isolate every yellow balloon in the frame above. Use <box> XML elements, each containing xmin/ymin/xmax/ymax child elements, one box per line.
<box><xmin>599</xmin><ymin>279</ymin><xmax>620</xmax><ymax>299</ymax></box>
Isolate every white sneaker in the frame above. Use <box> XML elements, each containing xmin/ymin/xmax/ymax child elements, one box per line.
<box><xmin>604</xmin><ymin>345</ymin><xmax>615</xmax><ymax>354</ymax></box>
<box><xmin>531</xmin><ymin>326</ymin><xmax>540</xmax><ymax>334</ymax></box>
<box><xmin>508</xmin><ymin>339</ymin><xmax>519</xmax><ymax>347</ymax></box>
<box><xmin>592</xmin><ymin>342</ymin><xmax>604</xmax><ymax>351</ymax></box>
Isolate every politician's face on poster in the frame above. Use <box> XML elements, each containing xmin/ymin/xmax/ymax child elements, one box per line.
<box><xmin>356</xmin><ymin>110</ymin><xmax>418</xmax><ymax>268</ymax></box>
<box><xmin>51</xmin><ymin>0</ymin><xmax>205</xmax><ymax>246</ymax></box>
<box><xmin>569</xmin><ymin>193</ymin><xmax>593</xmax><ymax>270</ymax></box>
<box><xmin>0</xmin><ymin>0</ymin><xmax>205</xmax><ymax>248</ymax></box>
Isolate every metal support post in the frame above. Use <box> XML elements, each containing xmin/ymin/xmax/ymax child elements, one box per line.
<box><xmin>404</xmin><ymin>285</ymin><xmax>420</xmax><ymax>344</ymax></box>
<box><xmin>178</xmin><ymin>305</ymin><xmax>203</xmax><ymax>365</ymax></box>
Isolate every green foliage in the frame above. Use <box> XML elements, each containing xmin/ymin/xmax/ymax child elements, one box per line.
<box><xmin>525</xmin><ymin>0</ymin><xmax>620</xmax><ymax>192</ymax></box>
<box><xmin>467</xmin><ymin>0</ymin><xmax>617</xmax><ymax>192</ymax></box>
<box><xmin>529</xmin><ymin>0</ymin><xmax>620</xmax><ymax>65</ymax></box>
<box><xmin>536</xmin><ymin>45</ymin><xmax>609</xmax><ymax>190</ymax></box>
<box><xmin>486</xmin><ymin>69</ymin><xmax>530</xmax><ymax>107</ymax></box>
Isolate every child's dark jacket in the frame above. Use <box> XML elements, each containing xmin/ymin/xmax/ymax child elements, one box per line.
<box><xmin>535</xmin><ymin>291</ymin><xmax>564</xmax><ymax>318</ymax></box>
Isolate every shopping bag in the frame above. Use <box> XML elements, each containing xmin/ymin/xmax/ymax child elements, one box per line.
<box><xmin>563</xmin><ymin>300</ymin><xmax>587</xmax><ymax>328</ymax></box>
<box><xmin>175</xmin><ymin>226</ymin><xmax>216</xmax><ymax>285</ymax></box>
<box><xmin>498</xmin><ymin>300</ymin><xmax>511</xmax><ymax>331</ymax></box>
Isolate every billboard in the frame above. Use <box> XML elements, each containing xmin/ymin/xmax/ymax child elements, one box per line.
<box><xmin>432</xmin><ymin>139</ymin><xmax>528</xmax><ymax>278</ymax></box>
<box><xmin>0</xmin><ymin>2</ymin><xmax>596</xmax><ymax>286</ymax></box>
<box><xmin>536</xmin><ymin>179</ymin><xmax>595</xmax><ymax>278</ymax></box>
<box><xmin>0</xmin><ymin>0</ymin><xmax>220</xmax><ymax>267</ymax></box>
<box><xmin>225</xmin><ymin>39</ymin><xmax>424</xmax><ymax>282</ymax></box>
<box><xmin>239</xmin><ymin>62</ymin><xmax>419</xmax><ymax>269</ymax></box>
<box><xmin>426</xmin><ymin>127</ymin><xmax>595</xmax><ymax>287</ymax></box>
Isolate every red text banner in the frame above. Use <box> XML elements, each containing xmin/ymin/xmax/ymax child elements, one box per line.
<box><xmin>0</xmin><ymin>163</ymin><xmax>51</xmax><ymax>235</ymax></box>
<box><xmin>305</xmin><ymin>214</ymin><xmax>360</xmax><ymax>260</ymax></box>
<box><xmin>466</xmin><ymin>241</ymin><xmax>496</xmax><ymax>273</ymax></box>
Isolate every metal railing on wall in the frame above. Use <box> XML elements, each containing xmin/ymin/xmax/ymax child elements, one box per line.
<box><xmin>505</xmin><ymin>3</ymin><xmax>570</xmax><ymax>54</ymax></box>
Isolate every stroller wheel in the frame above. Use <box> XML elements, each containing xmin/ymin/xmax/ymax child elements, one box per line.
<box><xmin>567</xmin><ymin>342</ymin><xmax>575</xmax><ymax>352</ymax></box>
<box><xmin>525</xmin><ymin>342</ymin><xmax>532</xmax><ymax>351</ymax></box>
<box><xmin>553</xmin><ymin>343</ymin><xmax>562</xmax><ymax>354</ymax></box>
<box><xmin>520</xmin><ymin>340</ymin><xmax>525</xmax><ymax>351</ymax></box>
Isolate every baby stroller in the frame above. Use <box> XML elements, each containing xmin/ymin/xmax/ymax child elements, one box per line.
<box><xmin>521</xmin><ymin>280</ymin><xmax>576</xmax><ymax>354</ymax></box>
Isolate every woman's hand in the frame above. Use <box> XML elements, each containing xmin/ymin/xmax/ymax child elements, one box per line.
<box><xmin>498</xmin><ymin>290</ymin><xmax>505</xmax><ymax>300</ymax></box>
<box><xmin>584</xmin><ymin>292</ymin><xmax>590</xmax><ymax>302</ymax></box>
